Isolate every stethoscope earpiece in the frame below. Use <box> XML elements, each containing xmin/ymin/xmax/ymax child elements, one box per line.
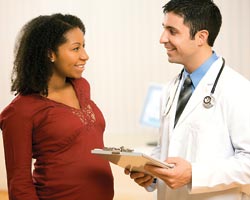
<box><xmin>203</xmin><ymin>95</ymin><xmax>215</xmax><ymax>109</ymax></box>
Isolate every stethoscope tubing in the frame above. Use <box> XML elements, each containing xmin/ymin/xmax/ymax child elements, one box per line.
<box><xmin>203</xmin><ymin>57</ymin><xmax>225</xmax><ymax>108</ymax></box>
<box><xmin>163</xmin><ymin>57</ymin><xmax>225</xmax><ymax>116</ymax></box>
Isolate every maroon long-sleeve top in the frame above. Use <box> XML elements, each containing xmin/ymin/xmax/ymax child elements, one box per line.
<box><xmin>0</xmin><ymin>78</ymin><xmax>114</xmax><ymax>200</ymax></box>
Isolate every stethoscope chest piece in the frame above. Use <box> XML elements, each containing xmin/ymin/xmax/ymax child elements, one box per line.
<box><xmin>202</xmin><ymin>57</ymin><xmax>225</xmax><ymax>109</ymax></box>
<box><xmin>163</xmin><ymin>58</ymin><xmax>225</xmax><ymax>115</ymax></box>
<box><xmin>203</xmin><ymin>95</ymin><xmax>215</xmax><ymax>109</ymax></box>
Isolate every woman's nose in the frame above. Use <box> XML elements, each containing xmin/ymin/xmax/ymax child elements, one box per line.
<box><xmin>80</xmin><ymin>48</ymin><xmax>89</xmax><ymax>61</ymax></box>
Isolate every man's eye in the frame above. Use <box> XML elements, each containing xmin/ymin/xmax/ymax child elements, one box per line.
<box><xmin>170</xmin><ymin>29</ymin><xmax>176</xmax><ymax>35</ymax></box>
<box><xmin>73</xmin><ymin>47</ymin><xmax>80</xmax><ymax>51</ymax></box>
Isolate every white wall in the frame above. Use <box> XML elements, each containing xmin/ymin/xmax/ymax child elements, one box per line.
<box><xmin>0</xmin><ymin>0</ymin><xmax>249</xmax><ymax>190</ymax></box>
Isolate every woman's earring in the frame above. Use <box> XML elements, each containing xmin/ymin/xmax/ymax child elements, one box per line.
<box><xmin>51</xmin><ymin>59</ymin><xmax>54</xmax><ymax>63</ymax></box>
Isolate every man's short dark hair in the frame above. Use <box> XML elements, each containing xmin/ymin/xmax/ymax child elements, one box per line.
<box><xmin>163</xmin><ymin>0</ymin><xmax>222</xmax><ymax>46</ymax></box>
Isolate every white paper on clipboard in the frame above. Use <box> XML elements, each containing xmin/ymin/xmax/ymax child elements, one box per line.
<box><xmin>91</xmin><ymin>148</ymin><xmax>174</xmax><ymax>175</ymax></box>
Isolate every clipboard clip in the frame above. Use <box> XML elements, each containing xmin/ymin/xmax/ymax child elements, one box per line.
<box><xmin>103</xmin><ymin>146</ymin><xmax>134</xmax><ymax>154</ymax></box>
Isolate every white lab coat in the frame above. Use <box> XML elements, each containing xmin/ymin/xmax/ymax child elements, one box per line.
<box><xmin>151</xmin><ymin>57</ymin><xmax>250</xmax><ymax>200</ymax></box>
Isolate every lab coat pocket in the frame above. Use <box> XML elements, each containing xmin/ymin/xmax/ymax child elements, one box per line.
<box><xmin>188</xmin><ymin>104</ymin><xmax>232</xmax><ymax>162</ymax></box>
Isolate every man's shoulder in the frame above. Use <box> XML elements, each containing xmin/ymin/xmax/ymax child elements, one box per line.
<box><xmin>223</xmin><ymin>66</ymin><xmax>250</xmax><ymax>88</ymax></box>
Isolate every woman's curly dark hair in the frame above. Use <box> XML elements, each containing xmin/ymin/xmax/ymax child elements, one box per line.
<box><xmin>11</xmin><ymin>13</ymin><xmax>85</xmax><ymax>96</ymax></box>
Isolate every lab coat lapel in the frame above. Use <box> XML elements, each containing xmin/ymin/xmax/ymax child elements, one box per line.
<box><xmin>175</xmin><ymin>58</ymin><xmax>224</xmax><ymax>127</ymax></box>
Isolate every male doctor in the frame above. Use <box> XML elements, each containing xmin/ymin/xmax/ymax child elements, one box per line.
<box><xmin>125</xmin><ymin>0</ymin><xmax>250</xmax><ymax>199</ymax></box>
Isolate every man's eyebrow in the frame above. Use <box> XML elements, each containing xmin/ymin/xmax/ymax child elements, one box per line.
<box><xmin>162</xmin><ymin>23</ymin><xmax>170</xmax><ymax>28</ymax></box>
<box><xmin>162</xmin><ymin>23</ymin><xmax>177</xmax><ymax>30</ymax></box>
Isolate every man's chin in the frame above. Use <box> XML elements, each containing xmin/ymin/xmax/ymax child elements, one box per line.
<box><xmin>167</xmin><ymin>57</ymin><xmax>176</xmax><ymax>63</ymax></box>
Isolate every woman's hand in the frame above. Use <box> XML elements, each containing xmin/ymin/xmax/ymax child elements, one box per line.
<box><xmin>124</xmin><ymin>168</ymin><xmax>155</xmax><ymax>187</ymax></box>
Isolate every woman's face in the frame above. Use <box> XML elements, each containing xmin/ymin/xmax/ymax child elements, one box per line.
<box><xmin>51</xmin><ymin>27</ymin><xmax>89</xmax><ymax>80</ymax></box>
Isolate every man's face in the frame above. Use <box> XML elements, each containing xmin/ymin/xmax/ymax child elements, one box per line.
<box><xmin>160</xmin><ymin>12</ymin><xmax>199</xmax><ymax>67</ymax></box>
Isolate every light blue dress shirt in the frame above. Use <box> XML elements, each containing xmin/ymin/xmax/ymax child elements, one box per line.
<box><xmin>183</xmin><ymin>52</ymin><xmax>219</xmax><ymax>91</ymax></box>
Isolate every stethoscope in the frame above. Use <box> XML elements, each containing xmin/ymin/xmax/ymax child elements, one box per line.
<box><xmin>163</xmin><ymin>57</ymin><xmax>225</xmax><ymax>116</ymax></box>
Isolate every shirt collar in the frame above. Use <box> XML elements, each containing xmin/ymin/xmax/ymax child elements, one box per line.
<box><xmin>183</xmin><ymin>52</ymin><xmax>218</xmax><ymax>89</ymax></box>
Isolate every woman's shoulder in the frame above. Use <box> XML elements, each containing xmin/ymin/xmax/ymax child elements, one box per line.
<box><xmin>10</xmin><ymin>94</ymin><xmax>43</xmax><ymax>108</ymax></box>
<box><xmin>1</xmin><ymin>94</ymin><xmax>49</xmax><ymax>119</ymax></box>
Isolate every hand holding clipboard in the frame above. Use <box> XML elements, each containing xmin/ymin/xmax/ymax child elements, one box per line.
<box><xmin>91</xmin><ymin>146</ymin><xmax>174</xmax><ymax>175</ymax></box>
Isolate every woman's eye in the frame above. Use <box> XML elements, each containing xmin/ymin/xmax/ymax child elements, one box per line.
<box><xmin>73</xmin><ymin>47</ymin><xmax>80</xmax><ymax>51</ymax></box>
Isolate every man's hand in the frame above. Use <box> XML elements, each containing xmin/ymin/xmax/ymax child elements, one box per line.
<box><xmin>124</xmin><ymin>169</ymin><xmax>155</xmax><ymax>187</ymax></box>
<box><xmin>144</xmin><ymin>157</ymin><xmax>192</xmax><ymax>189</ymax></box>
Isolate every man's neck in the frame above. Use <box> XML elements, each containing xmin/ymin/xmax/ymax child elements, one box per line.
<box><xmin>184</xmin><ymin>48</ymin><xmax>213</xmax><ymax>73</ymax></box>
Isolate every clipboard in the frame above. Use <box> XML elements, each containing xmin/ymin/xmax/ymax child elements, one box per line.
<box><xmin>91</xmin><ymin>147</ymin><xmax>174</xmax><ymax>175</ymax></box>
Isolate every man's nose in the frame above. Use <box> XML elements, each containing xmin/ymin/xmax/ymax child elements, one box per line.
<box><xmin>160</xmin><ymin>30</ymin><xmax>169</xmax><ymax>44</ymax></box>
